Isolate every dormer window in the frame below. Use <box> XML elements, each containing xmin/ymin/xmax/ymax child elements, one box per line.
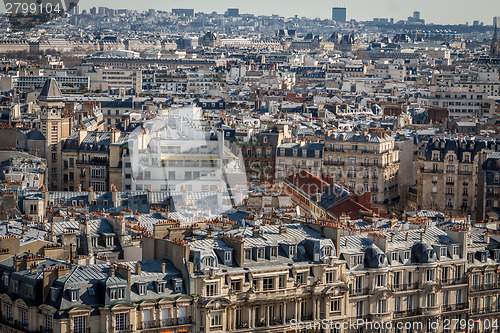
<box><xmin>109</xmin><ymin>287</ymin><xmax>125</xmax><ymax>300</ymax></box>
<box><xmin>138</xmin><ymin>283</ymin><xmax>147</xmax><ymax>296</ymax></box>
<box><xmin>289</xmin><ymin>246</ymin><xmax>296</xmax><ymax>257</ymax></box>
<box><xmin>203</xmin><ymin>257</ymin><xmax>215</xmax><ymax>267</ymax></box>
<box><xmin>351</xmin><ymin>254</ymin><xmax>363</xmax><ymax>266</ymax></box>
<box><xmin>224</xmin><ymin>251</ymin><xmax>232</xmax><ymax>262</ymax></box>
<box><xmin>156</xmin><ymin>281</ymin><xmax>166</xmax><ymax>293</ymax></box>
<box><xmin>323</xmin><ymin>246</ymin><xmax>332</xmax><ymax>257</ymax></box>
<box><xmin>257</xmin><ymin>248</ymin><xmax>265</xmax><ymax>259</ymax></box>
<box><xmin>271</xmin><ymin>247</ymin><xmax>278</xmax><ymax>258</ymax></box>
<box><xmin>453</xmin><ymin>246</ymin><xmax>460</xmax><ymax>257</ymax></box>
<box><xmin>70</xmin><ymin>290</ymin><xmax>79</xmax><ymax>302</ymax></box>
<box><xmin>391</xmin><ymin>252</ymin><xmax>398</xmax><ymax>263</ymax></box>
<box><xmin>244</xmin><ymin>249</ymin><xmax>251</xmax><ymax>260</ymax></box>
<box><xmin>440</xmin><ymin>247</ymin><xmax>447</xmax><ymax>258</ymax></box>
<box><xmin>174</xmin><ymin>281</ymin><xmax>182</xmax><ymax>292</ymax></box>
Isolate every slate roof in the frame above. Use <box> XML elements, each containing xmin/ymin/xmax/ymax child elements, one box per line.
<box><xmin>38</xmin><ymin>78</ymin><xmax>63</xmax><ymax>101</ymax></box>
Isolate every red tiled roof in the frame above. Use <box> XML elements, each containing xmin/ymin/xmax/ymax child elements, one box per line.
<box><xmin>286</xmin><ymin>170</ymin><xmax>330</xmax><ymax>197</ymax></box>
<box><xmin>328</xmin><ymin>198</ymin><xmax>370</xmax><ymax>220</ymax></box>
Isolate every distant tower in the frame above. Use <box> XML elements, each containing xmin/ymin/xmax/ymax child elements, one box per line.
<box><xmin>491</xmin><ymin>22</ymin><xmax>500</xmax><ymax>57</ymax></box>
<box><xmin>38</xmin><ymin>78</ymin><xmax>64</xmax><ymax>190</ymax></box>
<box><xmin>332</xmin><ymin>7</ymin><xmax>347</xmax><ymax>23</ymax></box>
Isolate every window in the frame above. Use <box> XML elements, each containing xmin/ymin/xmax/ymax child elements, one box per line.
<box><xmin>224</xmin><ymin>251</ymin><xmax>231</xmax><ymax>262</ymax></box>
<box><xmin>297</xmin><ymin>272</ymin><xmax>307</xmax><ymax>285</ymax></box>
<box><xmin>443</xmin><ymin>291</ymin><xmax>449</xmax><ymax>306</ymax></box>
<box><xmin>278</xmin><ymin>275</ymin><xmax>286</xmax><ymax>289</ymax></box>
<box><xmin>206</xmin><ymin>283</ymin><xmax>217</xmax><ymax>297</ymax></box>
<box><xmin>71</xmin><ymin>290</ymin><xmax>79</xmax><ymax>302</ymax></box>
<box><xmin>73</xmin><ymin>316</ymin><xmax>86</xmax><ymax>333</ymax></box>
<box><xmin>376</xmin><ymin>274</ymin><xmax>386</xmax><ymax>287</ymax></box>
<box><xmin>377</xmin><ymin>299</ymin><xmax>387</xmax><ymax>313</ymax></box>
<box><xmin>425</xmin><ymin>269</ymin><xmax>435</xmax><ymax>282</ymax></box>
<box><xmin>351</xmin><ymin>254</ymin><xmax>363</xmax><ymax>266</ymax></box>
<box><xmin>3</xmin><ymin>303</ymin><xmax>12</xmax><ymax>321</ymax></box>
<box><xmin>115</xmin><ymin>312</ymin><xmax>128</xmax><ymax>332</ymax></box>
<box><xmin>472</xmin><ymin>274</ymin><xmax>479</xmax><ymax>288</ymax></box>
<box><xmin>330</xmin><ymin>298</ymin><xmax>340</xmax><ymax>312</ymax></box>
<box><xmin>391</xmin><ymin>252</ymin><xmax>398</xmax><ymax>263</ymax></box>
<box><xmin>440</xmin><ymin>247</ymin><xmax>447</xmax><ymax>258</ymax></box>
<box><xmin>323</xmin><ymin>246</ymin><xmax>332</xmax><ymax>257</ymax></box>
<box><xmin>426</xmin><ymin>293</ymin><xmax>435</xmax><ymax>308</ymax></box>
<box><xmin>271</xmin><ymin>247</ymin><xmax>278</xmax><ymax>257</ymax></box>
<box><xmin>263</xmin><ymin>277</ymin><xmax>274</xmax><ymax>291</ymax></box>
<box><xmin>394</xmin><ymin>271</ymin><xmax>401</xmax><ymax>288</ymax></box>
<box><xmin>210</xmin><ymin>312</ymin><xmax>221</xmax><ymax>327</ymax></box>
<box><xmin>257</xmin><ymin>248</ymin><xmax>265</xmax><ymax>259</ymax></box>
<box><xmin>110</xmin><ymin>288</ymin><xmax>125</xmax><ymax>300</ymax></box>
<box><xmin>231</xmin><ymin>280</ymin><xmax>242</xmax><ymax>292</ymax></box>
<box><xmin>407</xmin><ymin>295</ymin><xmax>413</xmax><ymax>310</ymax></box>
<box><xmin>326</xmin><ymin>270</ymin><xmax>335</xmax><ymax>284</ymax></box>
<box><xmin>138</xmin><ymin>283</ymin><xmax>147</xmax><ymax>295</ymax></box>
<box><xmin>453</xmin><ymin>246</ymin><xmax>460</xmax><ymax>256</ymax></box>
<box><xmin>45</xmin><ymin>315</ymin><xmax>53</xmax><ymax>331</ymax></box>
<box><xmin>244</xmin><ymin>249</ymin><xmax>251</xmax><ymax>260</ymax></box>
<box><xmin>404</xmin><ymin>251</ymin><xmax>410</xmax><ymax>261</ymax></box>
<box><xmin>289</xmin><ymin>246</ymin><xmax>296</xmax><ymax>257</ymax></box>
<box><xmin>253</xmin><ymin>278</ymin><xmax>259</xmax><ymax>291</ymax></box>
<box><xmin>20</xmin><ymin>308</ymin><xmax>27</xmax><ymax>327</ymax></box>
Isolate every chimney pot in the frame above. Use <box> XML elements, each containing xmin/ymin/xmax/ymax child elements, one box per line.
<box><xmin>136</xmin><ymin>262</ymin><xmax>141</xmax><ymax>275</ymax></box>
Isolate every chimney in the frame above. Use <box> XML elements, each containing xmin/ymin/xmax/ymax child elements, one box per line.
<box><xmin>88</xmin><ymin>186</ymin><xmax>94</xmax><ymax>203</ymax></box>
<box><xmin>252</xmin><ymin>225</ymin><xmax>261</xmax><ymax>238</ymax></box>
<box><xmin>110</xmin><ymin>128</ymin><xmax>121</xmax><ymax>144</ymax></box>
<box><xmin>344</xmin><ymin>239</ymin><xmax>348</xmax><ymax>247</ymax></box>
<box><xmin>279</xmin><ymin>224</ymin><xmax>287</xmax><ymax>234</ymax></box>
<box><xmin>109</xmin><ymin>265</ymin><xmax>115</xmax><ymax>277</ymax></box>
<box><xmin>78</xmin><ymin>128</ymin><xmax>88</xmax><ymax>145</ymax></box>
<box><xmin>405</xmin><ymin>233</ymin><xmax>408</xmax><ymax>241</ymax></box>
<box><xmin>420</xmin><ymin>232</ymin><xmax>424</xmax><ymax>241</ymax></box>
<box><xmin>136</xmin><ymin>262</ymin><xmax>141</xmax><ymax>275</ymax></box>
<box><xmin>161</xmin><ymin>262</ymin><xmax>166</xmax><ymax>273</ymax></box>
<box><xmin>111</xmin><ymin>185</ymin><xmax>119</xmax><ymax>207</ymax></box>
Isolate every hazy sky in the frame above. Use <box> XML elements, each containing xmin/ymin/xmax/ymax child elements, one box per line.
<box><xmin>82</xmin><ymin>0</ymin><xmax>500</xmax><ymax>25</ymax></box>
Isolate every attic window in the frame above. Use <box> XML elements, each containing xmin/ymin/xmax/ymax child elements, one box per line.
<box><xmin>156</xmin><ymin>282</ymin><xmax>165</xmax><ymax>293</ymax></box>
<box><xmin>138</xmin><ymin>283</ymin><xmax>147</xmax><ymax>296</ymax></box>
<box><xmin>109</xmin><ymin>287</ymin><xmax>125</xmax><ymax>300</ymax></box>
<box><xmin>70</xmin><ymin>290</ymin><xmax>79</xmax><ymax>302</ymax></box>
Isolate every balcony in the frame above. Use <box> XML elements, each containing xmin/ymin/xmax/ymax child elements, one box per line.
<box><xmin>137</xmin><ymin>317</ymin><xmax>192</xmax><ymax>330</ymax></box>
<box><xmin>349</xmin><ymin>288</ymin><xmax>370</xmax><ymax>296</ymax></box>
<box><xmin>392</xmin><ymin>283</ymin><xmax>418</xmax><ymax>291</ymax></box>
<box><xmin>324</xmin><ymin>161</ymin><xmax>344</xmax><ymax>166</ymax></box>
<box><xmin>113</xmin><ymin>324</ymin><xmax>133</xmax><ymax>333</ymax></box>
